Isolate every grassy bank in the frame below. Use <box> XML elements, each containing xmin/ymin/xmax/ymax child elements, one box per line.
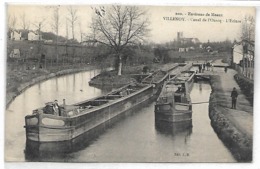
<box><xmin>209</xmin><ymin>75</ymin><xmax>252</xmax><ymax>162</ymax></box>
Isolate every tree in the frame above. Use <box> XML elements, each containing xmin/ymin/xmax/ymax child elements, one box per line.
<box><xmin>89</xmin><ymin>5</ymin><xmax>149</xmax><ymax>75</ymax></box>
<box><xmin>32</xmin><ymin>18</ymin><xmax>45</xmax><ymax>40</ymax></box>
<box><xmin>67</xmin><ymin>6</ymin><xmax>78</xmax><ymax>40</ymax></box>
<box><xmin>8</xmin><ymin>14</ymin><xmax>17</xmax><ymax>31</ymax></box>
<box><xmin>240</xmin><ymin>15</ymin><xmax>255</xmax><ymax>42</ymax></box>
<box><xmin>32</xmin><ymin>18</ymin><xmax>45</xmax><ymax>67</ymax></box>
<box><xmin>240</xmin><ymin>15</ymin><xmax>255</xmax><ymax>78</ymax></box>
<box><xmin>51</xmin><ymin>6</ymin><xmax>61</xmax><ymax>66</ymax></box>
<box><xmin>154</xmin><ymin>47</ymin><xmax>170</xmax><ymax>63</ymax></box>
<box><xmin>19</xmin><ymin>12</ymin><xmax>30</xmax><ymax>30</ymax></box>
<box><xmin>79</xmin><ymin>22</ymin><xmax>84</xmax><ymax>64</ymax></box>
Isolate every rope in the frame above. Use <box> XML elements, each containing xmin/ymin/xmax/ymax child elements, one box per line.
<box><xmin>191</xmin><ymin>101</ymin><xmax>209</xmax><ymax>104</ymax></box>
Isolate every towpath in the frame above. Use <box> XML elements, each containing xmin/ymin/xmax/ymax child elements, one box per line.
<box><xmin>211</xmin><ymin>60</ymin><xmax>253</xmax><ymax>138</ymax></box>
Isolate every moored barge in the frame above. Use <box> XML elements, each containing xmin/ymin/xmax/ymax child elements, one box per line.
<box><xmin>155</xmin><ymin>71</ymin><xmax>195</xmax><ymax>129</ymax></box>
<box><xmin>25</xmin><ymin>83</ymin><xmax>152</xmax><ymax>142</ymax></box>
<box><xmin>24</xmin><ymin>68</ymin><xmax>170</xmax><ymax>144</ymax></box>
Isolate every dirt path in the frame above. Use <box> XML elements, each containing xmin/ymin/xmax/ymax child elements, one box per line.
<box><xmin>207</xmin><ymin>60</ymin><xmax>253</xmax><ymax>161</ymax></box>
<box><xmin>212</xmin><ymin>60</ymin><xmax>253</xmax><ymax>138</ymax></box>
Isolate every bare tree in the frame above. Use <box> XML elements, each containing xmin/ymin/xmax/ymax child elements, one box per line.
<box><xmin>64</xmin><ymin>18</ymin><xmax>69</xmax><ymax>65</ymax></box>
<box><xmin>20</xmin><ymin>12</ymin><xmax>30</xmax><ymax>30</ymax></box>
<box><xmin>32</xmin><ymin>18</ymin><xmax>46</xmax><ymax>40</ymax></box>
<box><xmin>32</xmin><ymin>18</ymin><xmax>46</xmax><ymax>67</ymax></box>
<box><xmin>89</xmin><ymin>5</ymin><xmax>149</xmax><ymax>75</ymax></box>
<box><xmin>79</xmin><ymin>22</ymin><xmax>83</xmax><ymax>43</ymax></box>
<box><xmin>241</xmin><ymin>15</ymin><xmax>255</xmax><ymax>42</ymax></box>
<box><xmin>79</xmin><ymin>22</ymin><xmax>84</xmax><ymax>64</ymax></box>
<box><xmin>8</xmin><ymin>14</ymin><xmax>17</xmax><ymax>31</ymax></box>
<box><xmin>67</xmin><ymin>6</ymin><xmax>78</xmax><ymax>40</ymax></box>
<box><xmin>51</xmin><ymin>6</ymin><xmax>61</xmax><ymax>66</ymax></box>
<box><xmin>240</xmin><ymin>15</ymin><xmax>255</xmax><ymax>78</ymax></box>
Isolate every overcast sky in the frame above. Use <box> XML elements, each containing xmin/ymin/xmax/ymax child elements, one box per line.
<box><xmin>7</xmin><ymin>5</ymin><xmax>255</xmax><ymax>43</ymax></box>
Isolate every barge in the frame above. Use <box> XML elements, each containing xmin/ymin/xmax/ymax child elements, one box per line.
<box><xmin>24</xmin><ymin>69</ymin><xmax>169</xmax><ymax>145</ymax></box>
<box><xmin>154</xmin><ymin>71</ymin><xmax>195</xmax><ymax>130</ymax></box>
<box><xmin>25</xmin><ymin>83</ymin><xmax>152</xmax><ymax>143</ymax></box>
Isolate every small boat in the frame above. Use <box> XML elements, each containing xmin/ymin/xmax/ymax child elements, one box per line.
<box><xmin>154</xmin><ymin>71</ymin><xmax>195</xmax><ymax>128</ymax></box>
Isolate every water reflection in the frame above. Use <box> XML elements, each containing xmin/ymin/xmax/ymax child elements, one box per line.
<box><xmin>155</xmin><ymin>121</ymin><xmax>192</xmax><ymax>136</ymax></box>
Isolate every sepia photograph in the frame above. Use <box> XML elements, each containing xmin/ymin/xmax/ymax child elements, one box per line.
<box><xmin>2</xmin><ymin>1</ymin><xmax>258</xmax><ymax>167</ymax></box>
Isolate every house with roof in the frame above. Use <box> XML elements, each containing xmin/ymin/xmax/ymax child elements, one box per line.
<box><xmin>10</xmin><ymin>30</ymin><xmax>21</xmax><ymax>41</ymax></box>
<box><xmin>28</xmin><ymin>31</ymin><xmax>42</xmax><ymax>41</ymax></box>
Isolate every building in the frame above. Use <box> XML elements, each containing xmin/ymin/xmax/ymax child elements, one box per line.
<box><xmin>232</xmin><ymin>43</ymin><xmax>243</xmax><ymax>64</ymax></box>
<box><xmin>233</xmin><ymin>40</ymin><xmax>254</xmax><ymax>65</ymax></box>
<box><xmin>28</xmin><ymin>31</ymin><xmax>42</xmax><ymax>41</ymax></box>
<box><xmin>9</xmin><ymin>49</ymin><xmax>20</xmax><ymax>58</ymax></box>
<box><xmin>206</xmin><ymin>46</ymin><xmax>213</xmax><ymax>52</ymax></box>
<box><xmin>10</xmin><ymin>30</ymin><xmax>21</xmax><ymax>41</ymax></box>
<box><xmin>177</xmin><ymin>32</ymin><xmax>200</xmax><ymax>44</ymax></box>
<box><xmin>232</xmin><ymin>40</ymin><xmax>254</xmax><ymax>79</ymax></box>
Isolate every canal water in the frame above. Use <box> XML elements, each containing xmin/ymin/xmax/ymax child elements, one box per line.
<box><xmin>5</xmin><ymin>68</ymin><xmax>235</xmax><ymax>162</ymax></box>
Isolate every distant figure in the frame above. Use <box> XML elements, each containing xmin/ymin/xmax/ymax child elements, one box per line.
<box><xmin>143</xmin><ymin>66</ymin><xmax>150</xmax><ymax>74</ymax></box>
<box><xmin>53</xmin><ymin>100</ymin><xmax>61</xmax><ymax>116</ymax></box>
<box><xmin>211</xmin><ymin>63</ymin><xmax>214</xmax><ymax>72</ymax></box>
<box><xmin>198</xmin><ymin>64</ymin><xmax>202</xmax><ymax>73</ymax></box>
<box><xmin>206</xmin><ymin>62</ymin><xmax>210</xmax><ymax>71</ymax></box>
<box><xmin>231</xmin><ymin>87</ymin><xmax>238</xmax><ymax>109</ymax></box>
<box><xmin>202</xmin><ymin>63</ymin><xmax>205</xmax><ymax>72</ymax></box>
<box><xmin>224</xmin><ymin>67</ymin><xmax>228</xmax><ymax>73</ymax></box>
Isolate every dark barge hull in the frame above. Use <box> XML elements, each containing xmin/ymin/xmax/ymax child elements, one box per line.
<box><xmin>155</xmin><ymin>104</ymin><xmax>192</xmax><ymax>125</ymax></box>
<box><xmin>25</xmin><ymin>84</ymin><xmax>154</xmax><ymax>143</ymax></box>
<box><xmin>25</xmin><ymin>96</ymin><xmax>152</xmax><ymax>157</ymax></box>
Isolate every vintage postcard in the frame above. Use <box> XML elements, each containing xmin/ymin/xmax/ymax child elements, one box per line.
<box><xmin>4</xmin><ymin>2</ymin><xmax>256</xmax><ymax>167</ymax></box>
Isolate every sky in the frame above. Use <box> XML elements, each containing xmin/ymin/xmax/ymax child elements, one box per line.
<box><xmin>7</xmin><ymin>5</ymin><xmax>255</xmax><ymax>43</ymax></box>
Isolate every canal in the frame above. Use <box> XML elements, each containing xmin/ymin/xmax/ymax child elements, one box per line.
<box><xmin>5</xmin><ymin>68</ymin><xmax>235</xmax><ymax>162</ymax></box>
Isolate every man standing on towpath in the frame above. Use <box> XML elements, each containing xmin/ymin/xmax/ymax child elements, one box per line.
<box><xmin>231</xmin><ymin>87</ymin><xmax>238</xmax><ymax>109</ymax></box>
